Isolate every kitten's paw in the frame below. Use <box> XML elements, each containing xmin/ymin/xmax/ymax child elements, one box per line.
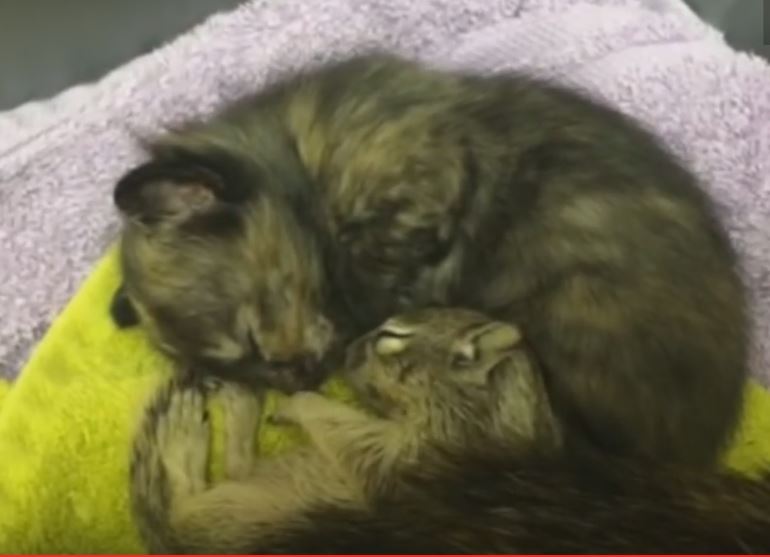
<box><xmin>157</xmin><ymin>385</ymin><xmax>210</xmax><ymax>495</ymax></box>
<box><xmin>271</xmin><ymin>391</ymin><xmax>331</xmax><ymax>427</ymax></box>
<box><xmin>217</xmin><ymin>382</ymin><xmax>262</xmax><ymax>480</ymax></box>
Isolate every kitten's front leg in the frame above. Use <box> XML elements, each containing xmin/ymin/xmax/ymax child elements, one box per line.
<box><xmin>272</xmin><ymin>392</ymin><xmax>409</xmax><ymax>493</ymax></box>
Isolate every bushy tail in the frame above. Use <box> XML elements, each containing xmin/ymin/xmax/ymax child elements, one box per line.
<box><xmin>257</xmin><ymin>447</ymin><xmax>770</xmax><ymax>554</ymax></box>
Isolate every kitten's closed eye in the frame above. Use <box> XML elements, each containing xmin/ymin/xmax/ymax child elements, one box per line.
<box><xmin>409</xmin><ymin>226</ymin><xmax>452</xmax><ymax>264</ymax></box>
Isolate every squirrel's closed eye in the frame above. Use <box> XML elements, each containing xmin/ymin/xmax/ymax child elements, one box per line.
<box><xmin>374</xmin><ymin>327</ymin><xmax>413</xmax><ymax>357</ymax></box>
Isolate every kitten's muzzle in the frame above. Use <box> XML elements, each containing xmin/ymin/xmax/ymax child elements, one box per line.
<box><xmin>262</xmin><ymin>356</ymin><xmax>326</xmax><ymax>393</ymax></box>
<box><xmin>196</xmin><ymin>354</ymin><xmax>325</xmax><ymax>394</ymax></box>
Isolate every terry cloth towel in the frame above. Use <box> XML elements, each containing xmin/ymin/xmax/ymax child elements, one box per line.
<box><xmin>0</xmin><ymin>0</ymin><xmax>769</xmax><ymax>552</ymax></box>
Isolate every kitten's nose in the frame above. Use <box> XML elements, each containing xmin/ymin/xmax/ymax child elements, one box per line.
<box><xmin>266</xmin><ymin>355</ymin><xmax>324</xmax><ymax>393</ymax></box>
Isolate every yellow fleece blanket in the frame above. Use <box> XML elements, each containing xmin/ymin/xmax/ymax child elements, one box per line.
<box><xmin>0</xmin><ymin>248</ymin><xmax>767</xmax><ymax>553</ymax></box>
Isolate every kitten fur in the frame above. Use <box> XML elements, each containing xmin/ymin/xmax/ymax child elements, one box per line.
<box><xmin>130</xmin><ymin>309</ymin><xmax>770</xmax><ymax>555</ymax></box>
<box><xmin>113</xmin><ymin>53</ymin><xmax>748</xmax><ymax>464</ymax></box>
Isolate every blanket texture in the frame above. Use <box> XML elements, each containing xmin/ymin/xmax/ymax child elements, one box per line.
<box><xmin>0</xmin><ymin>0</ymin><xmax>769</xmax><ymax>552</ymax></box>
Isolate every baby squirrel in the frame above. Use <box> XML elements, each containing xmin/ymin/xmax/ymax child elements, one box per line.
<box><xmin>131</xmin><ymin>308</ymin><xmax>770</xmax><ymax>554</ymax></box>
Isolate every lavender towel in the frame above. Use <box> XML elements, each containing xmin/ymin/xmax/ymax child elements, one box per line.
<box><xmin>0</xmin><ymin>0</ymin><xmax>768</xmax><ymax>382</ymax></box>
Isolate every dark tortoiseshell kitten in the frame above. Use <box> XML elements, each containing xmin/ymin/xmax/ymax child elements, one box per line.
<box><xmin>112</xmin><ymin>54</ymin><xmax>748</xmax><ymax>465</ymax></box>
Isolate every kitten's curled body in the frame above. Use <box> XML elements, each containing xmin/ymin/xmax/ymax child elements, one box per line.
<box><xmin>115</xmin><ymin>54</ymin><xmax>748</xmax><ymax>464</ymax></box>
<box><xmin>130</xmin><ymin>309</ymin><xmax>770</xmax><ymax>554</ymax></box>
<box><xmin>279</xmin><ymin>56</ymin><xmax>749</xmax><ymax>463</ymax></box>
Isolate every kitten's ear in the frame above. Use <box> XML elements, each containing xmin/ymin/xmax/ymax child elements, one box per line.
<box><xmin>110</xmin><ymin>283</ymin><xmax>140</xmax><ymax>328</ymax></box>
<box><xmin>114</xmin><ymin>160</ymin><xmax>225</xmax><ymax>226</ymax></box>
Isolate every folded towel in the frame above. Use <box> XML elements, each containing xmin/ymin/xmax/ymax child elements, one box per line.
<box><xmin>1</xmin><ymin>0</ymin><xmax>769</xmax><ymax>552</ymax></box>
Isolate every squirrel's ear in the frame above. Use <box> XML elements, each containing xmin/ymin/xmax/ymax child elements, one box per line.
<box><xmin>114</xmin><ymin>159</ymin><xmax>225</xmax><ymax>226</ymax></box>
<box><xmin>110</xmin><ymin>283</ymin><xmax>140</xmax><ymax>328</ymax></box>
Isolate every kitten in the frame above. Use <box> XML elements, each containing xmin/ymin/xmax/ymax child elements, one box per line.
<box><xmin>113</xmin><ymin>53</ymin><xmax>748</xmax><ymax>465</ymax></box>
<box><xmin>130</xmin><ymin>309</ymin><xmax>770</xmax><ymax>555</ymax></box>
